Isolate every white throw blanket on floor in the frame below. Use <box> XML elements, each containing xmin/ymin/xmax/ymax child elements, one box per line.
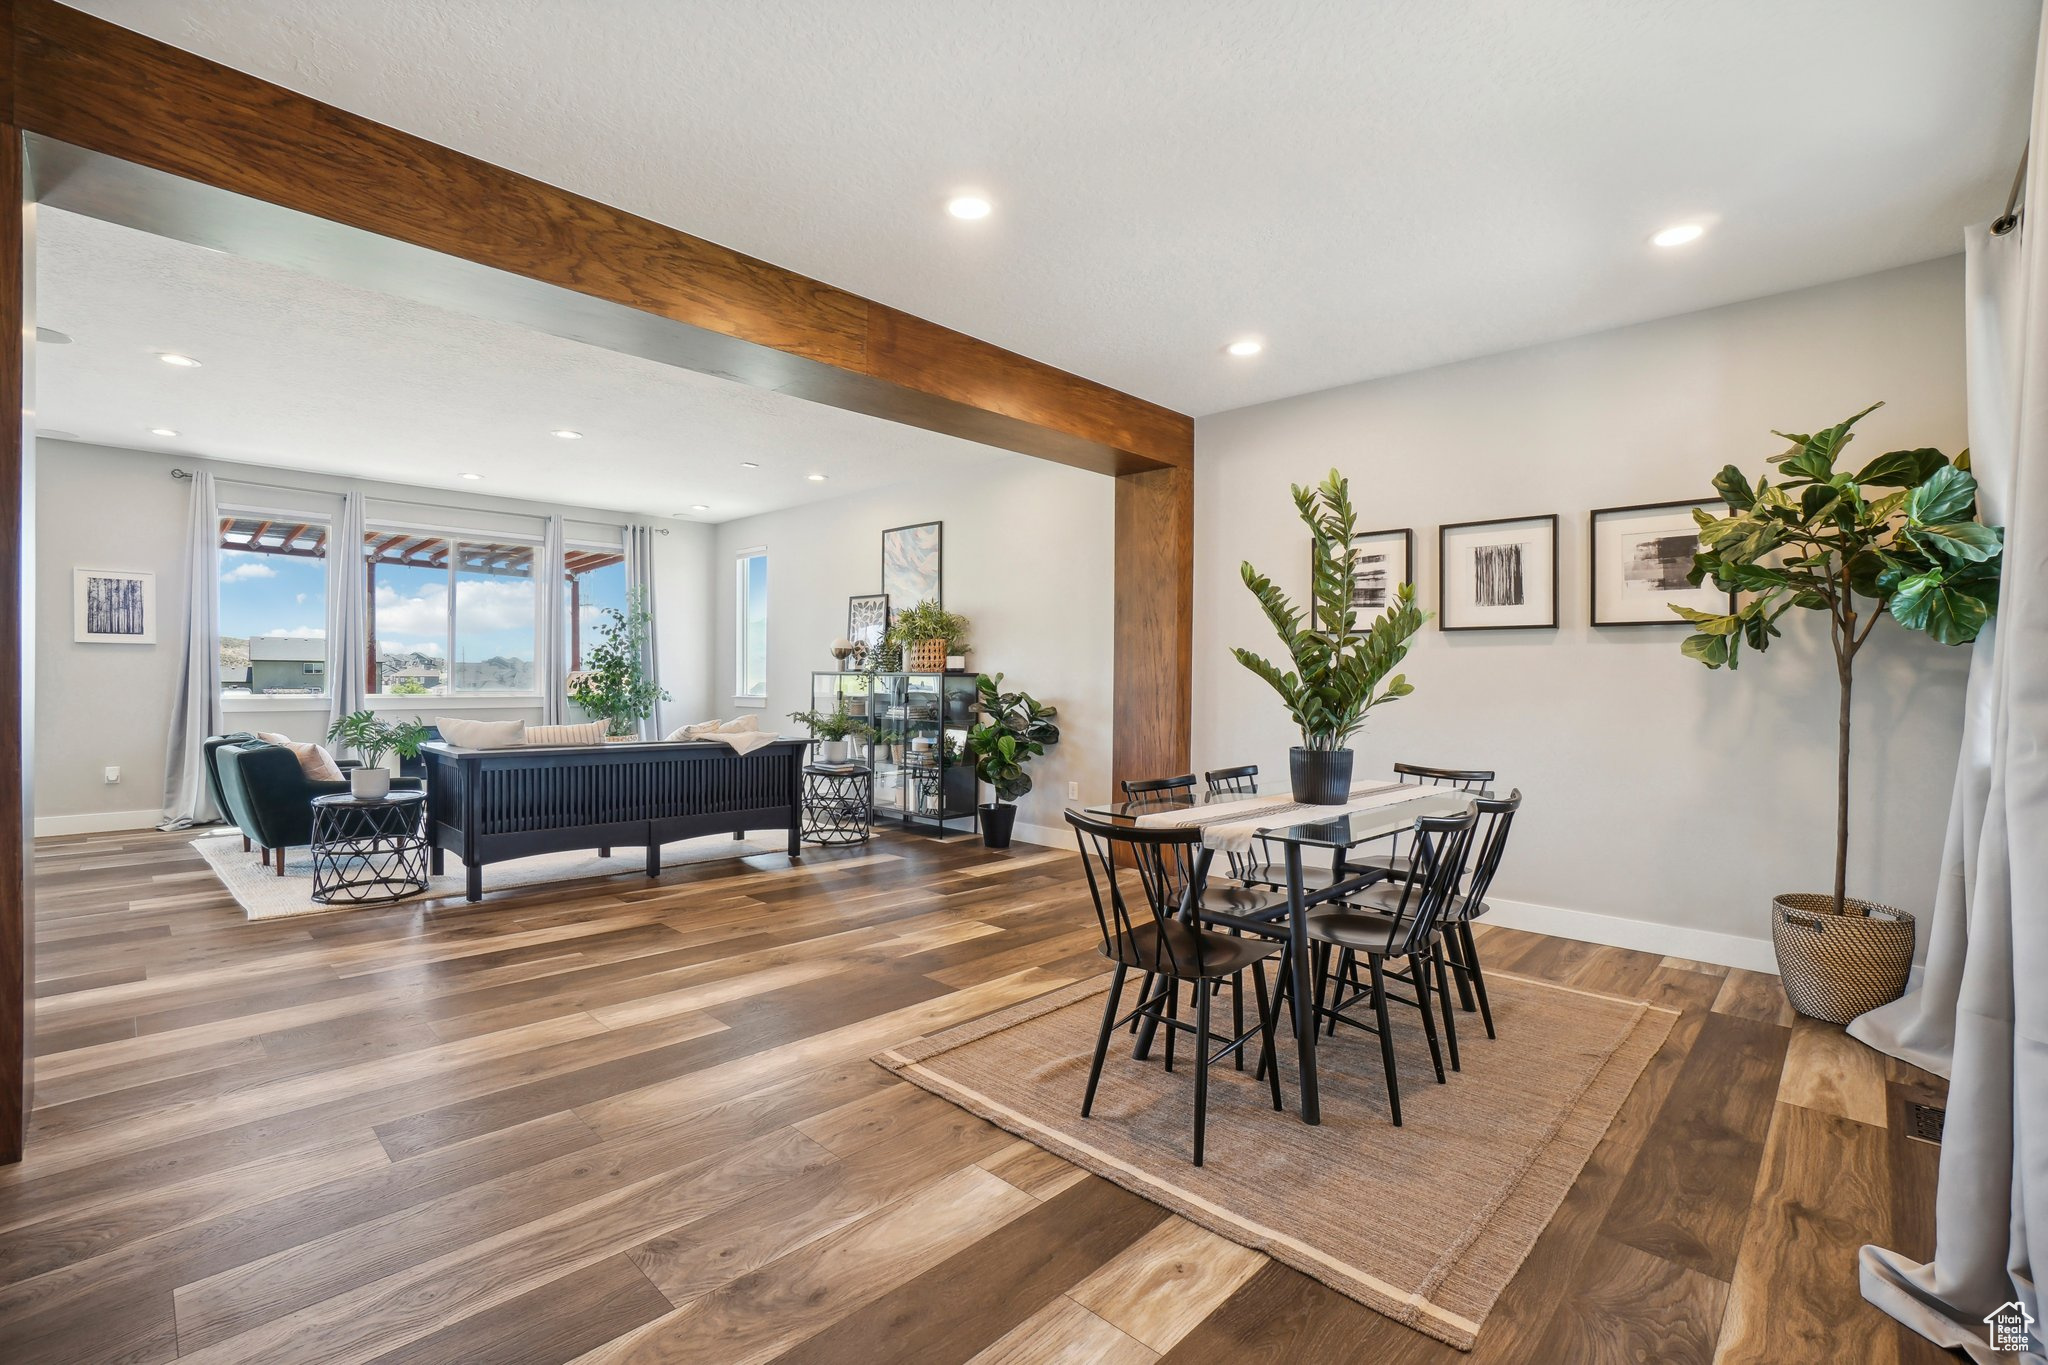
<box><xmin>1132</xmin><ymin>780</ymin><xmax>1472</xmax><ymax>854</ymax></box>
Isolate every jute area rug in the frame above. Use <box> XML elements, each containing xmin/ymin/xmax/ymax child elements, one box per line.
<box><xmin>878</xmin><ymin>969</ymin><xmax>1675</xmax><ymax>1351</ymax></box>
<box><xmin>191</xmin><ymin>830</ymin><xmax>791</xmax><ymax>920</ymax></box>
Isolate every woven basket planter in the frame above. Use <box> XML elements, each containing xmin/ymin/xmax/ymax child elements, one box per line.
<box><xmin>1770</xmin><ymin>893</ymin><xmax>1915</xmax><ymax>1024</ymax></box>
<box><xmin>906</xmin><ymin>638</ymin><xmax>948</xmax><ymax>672</ymax></box>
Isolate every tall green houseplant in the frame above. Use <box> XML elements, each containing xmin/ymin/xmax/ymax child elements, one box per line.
<box><xmin>1677</xmin><ymin>403</ymin><xmax>2003</xmax><ymax>914</ymax></box>
<box><xmin>1235</xmin><ymin>469</ymin><xmax>1426</xmax><ymax>802</ymax></box>
<box><xmin>567</xmin><ymin>588</ymin><xmax>670</xmax><ymax>737</ymax></box>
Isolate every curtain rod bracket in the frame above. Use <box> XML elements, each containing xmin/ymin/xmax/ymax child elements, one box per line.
<box><xmin>170</xmin><ymin>467</ymin><xmax>192</xmax><ymax>480</ymax></box>
<box><xmin>1992</xmin><ymin>141</ymin><xmax>2028</xmax><ymax>236</ymax></box>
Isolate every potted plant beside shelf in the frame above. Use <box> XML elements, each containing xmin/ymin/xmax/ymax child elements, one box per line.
<box><xmin>1235</xmin><ymin>469</ymin><xmax>1426</xmax><ymax>803</ymax></box>
<box><xmin>787</xmin><ymin>699</ymin><xmax>877</xmax><ymax>764</ymax></box>
<box><xmin>567</xmin><ymin>588</ymin><xmax>670</xmax><ymax>739</ymax></box>
<box><xmin>884</xmin><ymin>600</ymin><xmax>970</xmax><ymax>674</ymax></box>
<box><xmin>964</xmin><ymin>672</ymin><xmax>1059</xmax><ymax>848</ymax></box>
<box><xmin>1677</xmin><ymin>403</ymin><xmax>2002</xmax><ymax>1022</ymax></box>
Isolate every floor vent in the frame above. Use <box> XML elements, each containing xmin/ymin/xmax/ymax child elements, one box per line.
<box><xmin>1907</xmin><ymin>1102</ymin><xmax>1946</xmax><ymax>1145</ymax></box>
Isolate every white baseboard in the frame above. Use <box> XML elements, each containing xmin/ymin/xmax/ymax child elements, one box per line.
<box><xmin>34</xmin><ymin>808</ymin><xmax>165</xmax><ymax>838</ymax></box>
<box><xmin>1010</xmin><ymin>821</ymin><xmax>1069</xmax><ymax>850</ymax></box>
<box><xmin>1483</xmin><ymin>895</ymin><xmax>1780</xmax><ymax>975</ymax></box>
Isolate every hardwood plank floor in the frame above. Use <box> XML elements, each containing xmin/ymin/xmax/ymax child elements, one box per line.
<box><xmin>1</xmin><ymin>829</ymin><xmax>1945</xmax><ymax>1362</ymax></box>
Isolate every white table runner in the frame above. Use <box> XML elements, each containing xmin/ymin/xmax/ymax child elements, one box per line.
<box><xmin>1132</xmin><ymin>780</ymin><xmax>1473</xmax><ymax>854</ymax></box>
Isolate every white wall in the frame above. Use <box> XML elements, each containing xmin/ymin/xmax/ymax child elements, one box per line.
<box><xmin>1195</xmin><ymin>257</ymin><xmax>1970</xmax><ymax>969</ymax></box>
<box><xmin>34</xmin><ymin>439</ymin><xmax>715</xmax><ymax>832</ymax></box>
<box><xmin>712</xmin><ymin>457</ymin><xmax>1116</xmax><ymax>843</ymax></box>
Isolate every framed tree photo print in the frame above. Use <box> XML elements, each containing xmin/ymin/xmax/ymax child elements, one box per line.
<box><xmin>881</xmin><ymin>521</ymin><xmax>942</xmax><ymax>613</ymax></box>
<box><xmin>1589</xmin><ymin>499</ymin><xmax>1732</xmax><ymax>626</ymax></box>
<box><xmin>1438</xmin><ymin>515</ymin><xmax>1558</xmax><ymax>631</ymax></box>
<box><xmin>73</xmin><ymin>568</ymin><xmax>156</xmax><ymax>644</ymax></box>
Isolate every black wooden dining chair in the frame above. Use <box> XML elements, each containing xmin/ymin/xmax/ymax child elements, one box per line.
<box><xmin>1270</xmin><ymin>807</ymin><xmax>1479</xmax><ymax>1126</ymax></box>
<box><xmin>1351</xmin><ymin>761</ymin><xmax>1496</xmax><ymax>883</ymax></box>
<box><xmin>1066</xmin><ymin>811</ymin><xmax>1285</xmax><ymax>1165</ymax></box>
<box><xmin>1340</xmin><ymin>789</ymin><xmax>1521</xmax><ymax>1038</ymax></box>
<box><xmin>1121</xmin><ymin>773</ymin><xmax>1198</xmax><ymax>800</ymax></box>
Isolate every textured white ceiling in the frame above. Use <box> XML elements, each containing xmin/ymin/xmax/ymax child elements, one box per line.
<box><xmin>34</xmin><ymin>208</ymin><xmax>1009</xmax><ymax>521</ymax></box>
<box><xmin>64</xmin><ymin>0</ymin><xmax>2040</xmax><ymax>415</ymax></box>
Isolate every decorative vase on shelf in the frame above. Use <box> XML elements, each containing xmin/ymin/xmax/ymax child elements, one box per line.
<box><xmin>350</xmin><ymin>767</ymin><xmax>391</xmax><ymax>799</ymax></box>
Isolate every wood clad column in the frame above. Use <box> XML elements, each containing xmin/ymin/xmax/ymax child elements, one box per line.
<box><xmin>2</xmin><ymin>35</ymin><xmax>33</xmax><ymax>1155</ymax></box>
<box><xmin>1112</xmin><ymin>465</ymin><xmax>1193</xmax><ymax>792</ymax></box>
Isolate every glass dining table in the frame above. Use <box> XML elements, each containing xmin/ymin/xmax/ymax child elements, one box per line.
<box><xmin>1075</xmin><ymin>783</ymin><xmax>1477</xmax><ymax>1125</ymax></box>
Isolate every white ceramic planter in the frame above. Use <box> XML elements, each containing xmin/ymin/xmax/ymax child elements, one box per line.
<box><xmin>817</xmin><ymin>738</ymin><xmax>850</xmax><ymax>763</ymax></box>
<box><xmin>350</xmin><ymin>767</ymin><xmax>392</xmax><ymax>799</ymax></box>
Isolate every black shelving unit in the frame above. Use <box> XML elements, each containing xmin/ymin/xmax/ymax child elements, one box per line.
<box><xmin>811</xmin><ymin>671</ymin><xmax>978</xmax><ymax>836</ymax></box>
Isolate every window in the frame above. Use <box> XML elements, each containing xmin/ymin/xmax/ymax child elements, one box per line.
<box><xmin>736</xmin><ymin>548</ymin><xmax>768</xmax><ymax>701</ymax></box>
<box><xmin>365</xmin><ymin>532</ymin><xmax>539</xmax><ymax>695</ymax></box>
<box><xmin>563</xmin><ymin>549</ymin><xmax>627</xmax><ymax>674</ymax></box>
<box><xmin>218</xmin><ymin>515</ymin><xmax>329</xmax><ymax>696</ymax></box>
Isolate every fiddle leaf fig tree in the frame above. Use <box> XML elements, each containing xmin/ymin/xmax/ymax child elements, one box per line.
<box><xmin>964</xmin><ymin>673</ymin><xmax>1059</xmax><ymax>804</ymax></box>
<box><xmin>1233</xmin><ymin>469</ymin><xmax>1426</xmax><ymax>751</ymax></box>
<box><xmin>1678</xmin><ymin>402</ymin><xmax>2003</xmax><ymax>914</ymax></box>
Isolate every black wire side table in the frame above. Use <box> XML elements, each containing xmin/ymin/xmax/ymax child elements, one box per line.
<box><xmin>310</xmin><ymin>791</ymin><xmax>430</xmax><ymax>904</ymax></box>
<box><xmin>802</xmin><ymin>763</ymin><xmax>874</xmax><ymax>846</ymax></box>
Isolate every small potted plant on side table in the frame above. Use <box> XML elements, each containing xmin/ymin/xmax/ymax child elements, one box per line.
<box><xmin>963</xmin><ymin>672</ymin><xmax>1059</xmax><ymax>848</ymax></box>
<box><xmin>788</xmin><ymin>700</ymin><xmax>878</xmax><ymax>764</ymax></box>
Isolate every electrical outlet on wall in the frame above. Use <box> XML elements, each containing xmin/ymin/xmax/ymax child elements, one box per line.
<box><xmin>1067</xmin><ymin>781</ymin><xmax>1079</xmax><ymax>800</ymax></box>
<box><xmin>103</xmin><ymin>766</ymin><xmax>121</xmax><ymax>784</ymax></box>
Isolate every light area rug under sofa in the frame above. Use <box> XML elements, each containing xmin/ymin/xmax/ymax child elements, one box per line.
<box><xmin>191</xmin><ymin>830</ymin><xmax>791</xmax><ymax>920</ymax></box>
<box><xmin>877</xmin><ymin>970</ymin><xmax>1676</xmax><ymax>1351</ymax></box>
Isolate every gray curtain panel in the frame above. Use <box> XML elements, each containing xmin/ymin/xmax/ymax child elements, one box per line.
<box><xmin>624</xmin><ymin>524</ymin><xmax>661</xmax><ymax>739</ymax></box>
<box><xmin>538</xmin><ymin>515</ymin><xmax>568</xmax><ymax>726</ymax></box>
<box><xmin>158</xmin><ymin>469</ymin><xmax>222</xmax><ymax>828</ymax></box>
<box><xmin>1852</xmin><ymin>33</ymin><xmax>2046</xmax><ymax>1361</ymax></box>
<box><xmin>324</xmin><ymin>491</ymin><xmax>367</xmax><ymax>739</ymax></box>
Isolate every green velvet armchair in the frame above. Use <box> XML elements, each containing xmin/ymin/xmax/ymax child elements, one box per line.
<box><xmin>214</xmin><ymin>741</ymin><xmax>421</xmax><ymax>876</ymax></box>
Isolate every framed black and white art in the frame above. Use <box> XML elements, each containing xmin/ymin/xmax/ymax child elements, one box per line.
<box><xmin>73</xmin><ymin>568</ymin><xmax>156</xmax><ymax>644</ymax></box>
<box><xmin>1312</xmin><ymin>527</ymin><xmax>1414</xmax><ymax>627</ymax></box>
<box><xmin>1437</xmin><ymin>515</ymin><xmax>1558</xmax><ymax>631</ymax></box>
<box><xmin>847</xmin><ymin>592</ymin><xmax>889</xmax><ymax>658</ymax></box>
<box><xmin>880</xmin><ymin>521</ymin><xmax>942</xmax><ymax>613</ymax></box>
<box><xmin>1589</xmin><ymin>499</ymin><xmax>1731</xmax><ymax>626</ymax></box>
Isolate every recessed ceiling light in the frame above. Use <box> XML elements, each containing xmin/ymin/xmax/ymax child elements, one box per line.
<box><xmin>946</xmin><ymin>195</ymin><xmax>993</xmax><ymax>221</ymax></box>
<box><xmin>550</xmin><ymin>429</ymin><xmax>583</xmax><ymax>440</ymax></box>
<box><xmin>36</xmin><ymin>328</ymin><xmax>71</xmax><ymax>345</ymax></box>
<box><xmin>460</xmin><ymin>472</ymin><xmax>483</xmax><ymax>481</ymax></box>
<box><xmin>149</xmin><ymin>427</ymin><xmax>179</xmax><ymax>437</ymax></box>
<box><xmin>1226</xmin><ymin>338</ymin><xmax>1263</xmax><ymax>357</ymax></box>
<box><xmin>158</xmin><ymin>353</ymin><xmax>202</xmax><ymax>367</ymax></box>
<box><xmin>1651</xmin><ymin>223</ymin><xmax>1706</xmax><ymax>248</ymax></box>
<box><xmin>689</xmin><ymin>504</ymin><xmax>711</xmax><ymax>511</ymax></box>
<box><xmin>807</xmin><ymin>473</ymin><xmax>828</xmax><ymax>482</ymax></box>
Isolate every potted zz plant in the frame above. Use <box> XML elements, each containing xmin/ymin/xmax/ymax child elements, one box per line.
<box><xmin>963</xmin><ymin>672</ymin><xmax>1059</xmax><ymax>848</ymax></box>
<box><xmin>567</xmin><ymin>588</ymin><xmax>670</xmax><ymax>738</ymax></box>
<box><xmin>1677</xmin><ymin>403</ymin><xmax>2003</xmax><ymax>1022</ymax></box>
<box><xmin>1235</xmin><ymin>469</ymin><xmax>1426</xmax><ymax>803</ymax></box>
<box><xmin>787</xmin><ymin>699</ymin><xmax>877</xmax><ymax>763</ymax></box>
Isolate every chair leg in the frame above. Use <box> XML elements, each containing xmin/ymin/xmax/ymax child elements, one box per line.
<box><xmin>1445</xmin><ymin>921</ymin><xmax>1478</xmax><ymax>1011</ymax></box>
<box><xmin>1252</xmin><ymin>960</ymin><xmax>1283</xmax><ymax>1112</ymax></box>
<box><xmin>1130</xmin><ymin>971</ymin><xmax>1155</xmax><ymax>1036</ymax></box>
<box><xmin>1462</xmin><ymin>922</ymin><xmax>1496</xmax><ymax>1039</ymax></box>
<box><xmin>1432</xmin><ymin>947</ymin><xmax>1461</xmax><ymax>1073</ymax></box>
<box><xmin>1081</xmin><ymin>964</ymin><xmax>1128</xmax><ymax>1119</ymax></box>
<box><xmin>1369</xmin><ymin>955</ymin><xmax>1401</xmax><ymax>1127</ymax></box>
<box><xmin>1192</xmin><ymin>982</ymin><xmax>1212</xmax><ymax>1167</ymax></box>
<box><xmin>1163</xmin><ymin>977</ymin><xmax>1178</xmax><ymax>1073</ymax></box>
<box><xmin>276</xmin><ymin>850</ymin><xmax>287</xmax><ymax>877</ymax></box>
<box><xmin>1232</xmin><ymin>967</ymin><xmax>1246</xmax><ymax>1071</ymax></box>
<box><xmin>261</xmin><ymin>846</ymin><xmax>270</xmax><ymax>866</ymax></box>
<box><xmin>242</xmin><ymin>834</ymin><xmax>251</xmax><ymax>853</ymax></box>
<box><xmin>1326</xmin><ymin>947</ymin><xmax>1350</xmax><ymax>1037</ymax></box>
<box><xmin>1413</xmin><ymin>952</ymin><xmax>1446</xmax><ymax>1084</ymax></box>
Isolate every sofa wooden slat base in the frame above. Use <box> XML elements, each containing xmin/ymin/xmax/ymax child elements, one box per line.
<box><xmin>421</xmin><ymin>738</ymin><xmax>808</xmax><ymax>901</ymax></box>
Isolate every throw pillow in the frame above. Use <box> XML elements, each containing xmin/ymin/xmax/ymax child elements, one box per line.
<box><xmin>256</xmin><ymin>735</ymin><xmax>343</xmax><ymax>782</ymax></box>
<box><xmin>524</xmin><ymin>720</ymin><xmax>611</xmax><ymax>746</ymax></box>
<box><xmin>433</xmin><ymin>716</ymin><xmax>526</xmax><ymax>750</ymax></box>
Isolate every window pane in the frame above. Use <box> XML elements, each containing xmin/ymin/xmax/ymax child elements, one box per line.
<box><xmin>454</xmin><ymin>541</ymin><xmax>536</xmax><ymax>692</ymax></box>
<box><xmin>738</xmin><ymin>551</ymin><xmax>768</xmax><ymax>698</ymax></box>
<box><xmin>564</xmin><ymin>552</ymin><xmax>627</xmax><ymax>675</ymax></box>
<box><xmin>369</xmin><ymin>534</ymin><xmax>450</xmax><ymax>695</ymax></box>
<box><xmin>218</xmin><ymin>516</ymin><xmax>328</xmax><ymax>696</ymax></box>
